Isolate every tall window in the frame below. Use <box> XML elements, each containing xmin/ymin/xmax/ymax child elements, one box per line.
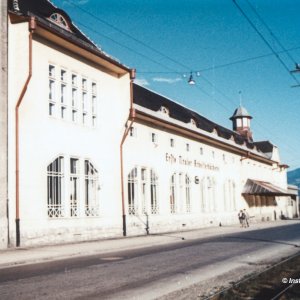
<box><xmin>82</xmin><ymin>78</ymin><xmax>88</xmax><ymax>125</ymax></box>
<box><xmin>60</xmin><ymin>83</ymin><xmax>67</xmax><ymax>119</ymax></box>
<box><xmin>223</xmin><ymin>179</ymin><xmax>236</xmax><ymax>211</ymax></box>
<box><xmin>47</xmin><ymin>156</ymin><xmax>99</xmax><ymax>218</ymax></box>
<box><xmin>85</xmin><ymin>160</ymin><xmax>99</xmax><ymax>216</ymax></box>
<box><xmin>170</xmin><ymin>173</ymin><xmax>176</xmax><ymax>213</ymax></box>
<box><xmin>185</xmin><ymin>175</ymin><xmax>191</xmax><ymax>213</ymax></box>
<box><xmin>49</xmin><ymin>65</ymin><xmax>56</xmax><ymax>116</ymax></box>
<box><xmin>199</xmin><ymin>177</ymin><xmax>205</xmax><ymax>212</ymax></box>
<box><xmin>91</xmin><ymin>82</ymin><xmax>97</xmax><ymax>127</ymax></box>
<box><xmin>70</xmin><ymin>158</ymin><xmax>79</xmax><ymax>217</ymax></box>
<box><xmin>141</xmin><ymin>168</ymin><xmax>147</xmax><ymax>214</ymax></box>
<box><xmin>129</xmin><ymin>127</ymin><xmax>136</xmax><ymax>137</ymax></box>
<box><xmin>82</xmin><ymin>91</ymin><xmax>87</xmax><ymax>124</ymax></box>
<box><xmin>128</xmin><ymin>168</ymin><xmax>138</xmax><ymax>215</ymax></box>
<box><xmin>170</xmin><ymin>138</ymin><xmax>175</xmax><ymax>147</ymax></box>
<box><xmin>71</xmin><ymin>74</ymin><xmax>78</xmax><ymax>122</ymax></box>
<box><xmin>207</xmin><ymin>177</ymin><xmax>216</xmax><ymax>212</ymax></box>
<box><xmin>127</xmin><ymin>167</ymin><xmax>159</xmax><ymax>216</ymax></box>
<box><xmin>150</xmin><ymin>169</ymin><xmax>159</xmax><ymax>214</ymax></box>
<box><xmin>47</xmin><ymin>156</ymin><xmax>64</xmax><ymax>217</ymax></box>
<box><xmin>151</xmin><ymin>133</ymin><xmax>157</xmax><ymax>143</ymax></box>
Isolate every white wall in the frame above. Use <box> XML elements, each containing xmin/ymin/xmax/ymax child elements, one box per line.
<box><xmin>8</xmin><ymin>22</ymin><xmax>131</xmax><ymax>246</ymax></box>
<box><xmin>123</xmin><ymin>116</ymin><xmax>290</xmax><ymax>235</ymax></box>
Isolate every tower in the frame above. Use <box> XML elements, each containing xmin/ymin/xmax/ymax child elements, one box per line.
<box><xmin>230</xmin><ymin>106</ymin><xmax>253</xmax><ymax>142</ymax></box>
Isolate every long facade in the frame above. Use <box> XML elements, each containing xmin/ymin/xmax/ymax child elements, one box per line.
<box><xmin>4</xmin><ymin>0</ymin><xmax>297</xmax><ymax>248</ymax></box>
<box><xmin>122</xmin><ymin>84</ymin><xmax>295</xmax><ymax>235</ymax></box>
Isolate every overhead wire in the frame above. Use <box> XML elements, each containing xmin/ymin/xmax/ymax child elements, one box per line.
<box><xmin>138</xmin><ymin>45</ymin><xmax>300</xmax><ymax>74</ymax></box>
<box><xmin>64</xmin><ymin>0</ymin><xmax>240</xmax><ymax>108</ymax></box>
<box><xmin>232</xmin><ymin>0</ymin><xmax>300</xmax><ymax>85</ymax></box>
<box><xmin>65</xmin><ymin>0</ymin><xmax>299</xmax><ymax>163</ymax></box>
<box><xmin>64</xmin><ymin>0</ymin><xmax>239</xmax><ymax>108</ymax></box>
<box><xmin>245</xmin><ymin>0</ymin><xmax>298</xmax><ymax>66</ymax></box>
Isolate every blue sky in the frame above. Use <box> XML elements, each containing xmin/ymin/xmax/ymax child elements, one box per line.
<box><xmin>54</xmin><ymin>0</ymin><xmax>300</xmax><ymax>170</ymax></box>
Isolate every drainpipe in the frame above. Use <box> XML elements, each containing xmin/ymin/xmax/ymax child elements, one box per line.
<box><xmin>120</xmin><ymin>69</ymin><xmax>136</xmax><ymax>236</ymax></box>
<box><xmin>15</xmin><ymin>17</ymin><xmax>36</xmax><ymax>247</ymax></box>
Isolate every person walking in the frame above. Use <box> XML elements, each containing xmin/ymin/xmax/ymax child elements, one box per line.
<box><xmin>238</xmin><ymin>210</ymin><xmax>244</xmax><ymax>227</ymax></box>
<box><xmin>244</xmin><ymin>209</ymin><xmax>250</xmax><ymax>227</ymax></box>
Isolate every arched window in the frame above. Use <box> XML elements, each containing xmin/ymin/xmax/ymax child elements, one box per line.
<box><xmin>127</xmin><ymin>167</ymin><xmax>159</xmax><ymax>216</ymax></box>
<box><xmin>170</xmin><ymin>173</ymin><xmax>177</xmax><ymax>214</ymax></box>
<box><xmin>128</xmin><ymin>168</ymin><xmax>138</xmax><ymax>215</ymax></box>
<box><xmin>47</xmin><ymin>156</ymin><xmax>64</xmax><ymax>217</ymax></box>
<box><xmin>84</xmin><ymin>160</ymin><xmax>99</xmax><ymax>216</ymax></box>
<box><xmin>49</xmin><ymin>13</ymin><xmax>70</xmax><ymax>30</ymax></box>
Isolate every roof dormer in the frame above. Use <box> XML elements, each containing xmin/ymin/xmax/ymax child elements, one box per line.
<box><xmin>159</xmin><ymin>106</ymin><xmax>169</xmax><ymax>116</ymax></box>
<box><xmin>48</xmin><ymin>12</ymin><xmax>71</xmax><ymax>31</ymax></box>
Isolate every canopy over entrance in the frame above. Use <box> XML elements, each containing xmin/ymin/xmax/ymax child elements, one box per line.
<box><xmin>242</xmin><ymin>179</ymin><xmax>293</xmax><ymax>197</ymax></box>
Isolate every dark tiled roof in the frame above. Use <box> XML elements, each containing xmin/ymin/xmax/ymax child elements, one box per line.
<box><xmin>253</xmin><ymin>141</ymin><xmax>274</xmax><ymax>153</ymax></box>
<box><xmin>133</xmin><ymin>83</ymin><xmax>257</xmax><ymax>149</ymax></box>
<box><xmin>9</xmin><ymin>0</ymin><xmax>96</xmax><ymax>47</ymax></box>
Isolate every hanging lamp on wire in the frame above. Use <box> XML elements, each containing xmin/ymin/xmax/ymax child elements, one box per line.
<box><xmin>186</xmin><ymin>71</ymin><xmax>200</xmax><ymax>85</ymax></box>
<box><xmin>188</xmin><ymin>72</ymin><xmax>196</xmax><ymax>85</ymax></box>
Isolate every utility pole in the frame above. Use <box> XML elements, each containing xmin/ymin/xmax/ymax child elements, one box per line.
<box><xmin>0</xmin><ymin>0</ymin><xmax>8</xmax><ymax>249</ymax></box>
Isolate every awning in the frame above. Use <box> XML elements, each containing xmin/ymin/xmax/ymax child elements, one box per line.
<box><xmin>242</xmin><ymin>179</ymin><xmax>293</xmax><ymax>196</ymax></box>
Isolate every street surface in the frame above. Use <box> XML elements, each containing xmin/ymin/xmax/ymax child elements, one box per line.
<box><xmin>1</xmin><ymin>223</ymin><xmax>300</xmax><ymax>299</ymax></box>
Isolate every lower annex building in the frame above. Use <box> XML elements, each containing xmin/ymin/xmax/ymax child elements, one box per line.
<box><xmin>1</xmin><ymin>0</ymin><xmax>297</xmax><ymax>248</ymax></box>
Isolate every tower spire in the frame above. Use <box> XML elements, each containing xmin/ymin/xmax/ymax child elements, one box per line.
<box><xmin>230</xmin><ymin>104</ymin><xmax>253</xmax><ymax>142</ymax></box>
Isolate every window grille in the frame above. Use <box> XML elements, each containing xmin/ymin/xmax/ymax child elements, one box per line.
<box><xmin>128</xmin><ymin>168</ymin><xmax>138</xmax><ymax>215</ymax></box>
<box><xmin>70</xmin><ymin>158</ymin><xmax>79</xmax><ymax>217</ymax></box>
<box><xmin>85</xmin><ymin>160</ymin><xmax>99</xmax><ymax>216</ymax></box>
<box><xmin>47</xmin><ymin>156</ymin><xmax>64</xmax><ymax>217</ymax></box>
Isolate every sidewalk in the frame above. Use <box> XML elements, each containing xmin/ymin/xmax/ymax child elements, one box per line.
<box><xmin>0</xmin><ymin>219</ymin><xmax>299</xmax><ymax>269</ymax></box>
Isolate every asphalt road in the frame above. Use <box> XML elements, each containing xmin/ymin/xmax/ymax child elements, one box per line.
<box><xmin>1</xmin><ymin>223</ymin><xmax>300</xmax><ymax>300</ymax></box>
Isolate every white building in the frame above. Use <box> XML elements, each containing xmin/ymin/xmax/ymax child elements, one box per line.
<box><xmin>2</xmin><ymin>0</ymin><xmax>295</xmax><ymax>248</ymax></box>
<box><xmin>6</xmin><ymin>0</ymin><xmax>133</xmax><ymax>247</ymax></box>
<box><xmin>122</xmin><ymin>84</ymin><xmax>294</xmax><ymax>235</ymax></box>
